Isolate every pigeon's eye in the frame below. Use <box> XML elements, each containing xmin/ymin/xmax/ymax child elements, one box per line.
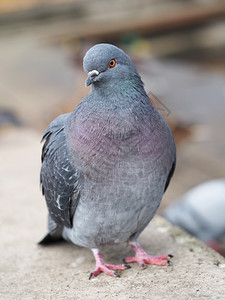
<box><xmin>109</xmin><ymin>59</ymin><xmax>116</xmax><ymax>68</ymax></box>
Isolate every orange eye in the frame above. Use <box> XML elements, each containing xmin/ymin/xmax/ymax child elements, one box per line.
<box><xmin>109</xmin><ymin>59</ymin><xmax>116</xmax><ymax>68</ymax></box>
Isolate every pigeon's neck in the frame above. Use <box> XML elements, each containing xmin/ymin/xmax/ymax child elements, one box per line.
<box><xmin>91</xmin><ymin>73</ymin><xmax>146</xmax><ymax>100</ymax></box>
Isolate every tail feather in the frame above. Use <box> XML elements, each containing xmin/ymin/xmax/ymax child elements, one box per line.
<box><xmin>38</xmin><ymin>214</ymin><xmax>64</xmax><ymax>245</ymax></box>
<box><xmin>38</xmin><ymin>232</ymin><xmax>64</xmax><ymax>245</ymax></box>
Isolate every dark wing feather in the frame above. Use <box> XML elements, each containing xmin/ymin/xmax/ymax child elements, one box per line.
<box><xmin>164</xmin><ymin>159</ymin><xmax>176</xmax><ymax>192</ymax></box>
<box><xmin>40</xmin><ymin>113</ymin><xmax>80</xmax><ymax>228</ymax></box>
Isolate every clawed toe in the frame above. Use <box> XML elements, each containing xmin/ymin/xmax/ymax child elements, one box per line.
<box><xmin>89</xmin><ymin>266</ymin><xmax>121</xmax><ymax>279</ymax></box>
<box><xmin>167</xmin><ymin>260</ymin><xmax>173</xmax><ymax>266</ymax></box>
<box><xmin>89</xmin><ymin>264</ymin><xmax>130</xmax><ymax>279</ymax></box>
<box><xmin>90</xmin><ymin>249</ymin><xmax>131</xmax><ymax>279</ymax></box>
<box><xmin>124</xmin><ymin>241</ymin><xmax>174</xmax><ymax>269</ymax></box>
<box><xmin>124</xmin><ymin>263</ymin><xmax>131</xmax><ymax>269</ymax></box>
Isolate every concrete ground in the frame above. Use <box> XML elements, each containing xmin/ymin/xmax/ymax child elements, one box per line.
<box><xmin>0</xmin><ymin>128</ymin><xmax>225</xmax><ymax>300</ymax></box>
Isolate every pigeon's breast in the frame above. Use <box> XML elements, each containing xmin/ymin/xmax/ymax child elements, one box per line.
<box><xmin>67</xmin><ymin>106</ymin><xmax>174</xmax><ymax>180</ymax></box>
<box><xmin>67</xmin><ymin>108</ymin><xmax>165</xmax><ymax>179</ymax></box>
<box><xmin>64</xmin><ymin>106</ymin><xmax>175</xmax><ymax>248</ymax></box>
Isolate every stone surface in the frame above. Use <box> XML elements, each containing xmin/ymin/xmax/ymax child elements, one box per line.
<box><xmin>0</xmin><ymin>128</ymin><xmax>225</xmax><ymax>300</ymax></box>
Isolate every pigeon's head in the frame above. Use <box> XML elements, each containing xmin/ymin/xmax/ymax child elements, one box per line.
<box><xmin>83</xmin><ymin>44</ymin><xmax>141</xmax><ymax>89</ymax></box>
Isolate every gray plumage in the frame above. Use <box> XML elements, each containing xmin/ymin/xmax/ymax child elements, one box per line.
<box><xmin>163</xmin><ymin>179</ymin><xmax>225</xmax><ymax>242</ymax></box>
<box><xmin>40</xmin><ymin>44</ymin><xmax>176</xmax><ymax>272</ymax></box>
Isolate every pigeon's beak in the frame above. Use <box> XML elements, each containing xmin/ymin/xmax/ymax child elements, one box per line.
<box><xmin>85</xmin><ymin>70</ymin><xmax>100</xmax><ymax>87</ymax></box>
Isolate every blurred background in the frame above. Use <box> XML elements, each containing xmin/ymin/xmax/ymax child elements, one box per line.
<box><xmin>0</xmin><ymin>0</ymin><xmax>225</xmax><ymax>255</ymax></box>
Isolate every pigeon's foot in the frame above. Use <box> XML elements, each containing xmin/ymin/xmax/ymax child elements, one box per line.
<box><xmin>89</xmin><ymin>249</ymin><xmax>131</xmax><ymax>279</ymax></box>
<box><xmin>124</xmin><ymin>241</ymin><xmax>173</xmax><ymax>269</ymax></box>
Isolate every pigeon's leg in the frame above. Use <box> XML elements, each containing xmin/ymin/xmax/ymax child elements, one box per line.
<box><xmin>124</xmin><ymin>240</ymin><xmax>173</xmax><ymax>269</ymax></box>
<box><xmin>89</xmin><ymin>249</ymin><xmax>130</xmax><ymax>279</ymax></box>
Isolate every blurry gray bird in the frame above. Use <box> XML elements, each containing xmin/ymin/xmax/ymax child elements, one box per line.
<box><xmin>39</xmin><ymin>44</ymin><xmax>176</xmax><ymax>278</ymax></box>
<box><xmin>163</xmin><ymin>179</ymin><xmax>225</xmax><ymax>256</ymax></box>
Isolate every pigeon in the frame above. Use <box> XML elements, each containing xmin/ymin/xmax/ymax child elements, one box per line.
<box><xmin>163</xmin><ymin>179</ymin><xmax>225</xmax><ymax>256</ymax></box>
<box><xmin>39</xmin><ymin>43</ymin><xmax>176</xmax><ymax>279</ymax></box>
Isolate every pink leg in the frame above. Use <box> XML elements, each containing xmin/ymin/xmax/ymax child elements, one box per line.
<box><xmin>124</xmin><ymin>241</ymin><xmax>173</xmax><ymax>269</ymax></box>
<box><xmin>89</xmin><ymin>249</ymin><xmax>131</xmax><ymax>279</ymax></box>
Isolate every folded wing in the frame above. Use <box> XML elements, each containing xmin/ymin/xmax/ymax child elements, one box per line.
<box><xmin>40</xmin><ymin>113</ymin><xmax>80</xmax><ymax>229</ymax></box>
